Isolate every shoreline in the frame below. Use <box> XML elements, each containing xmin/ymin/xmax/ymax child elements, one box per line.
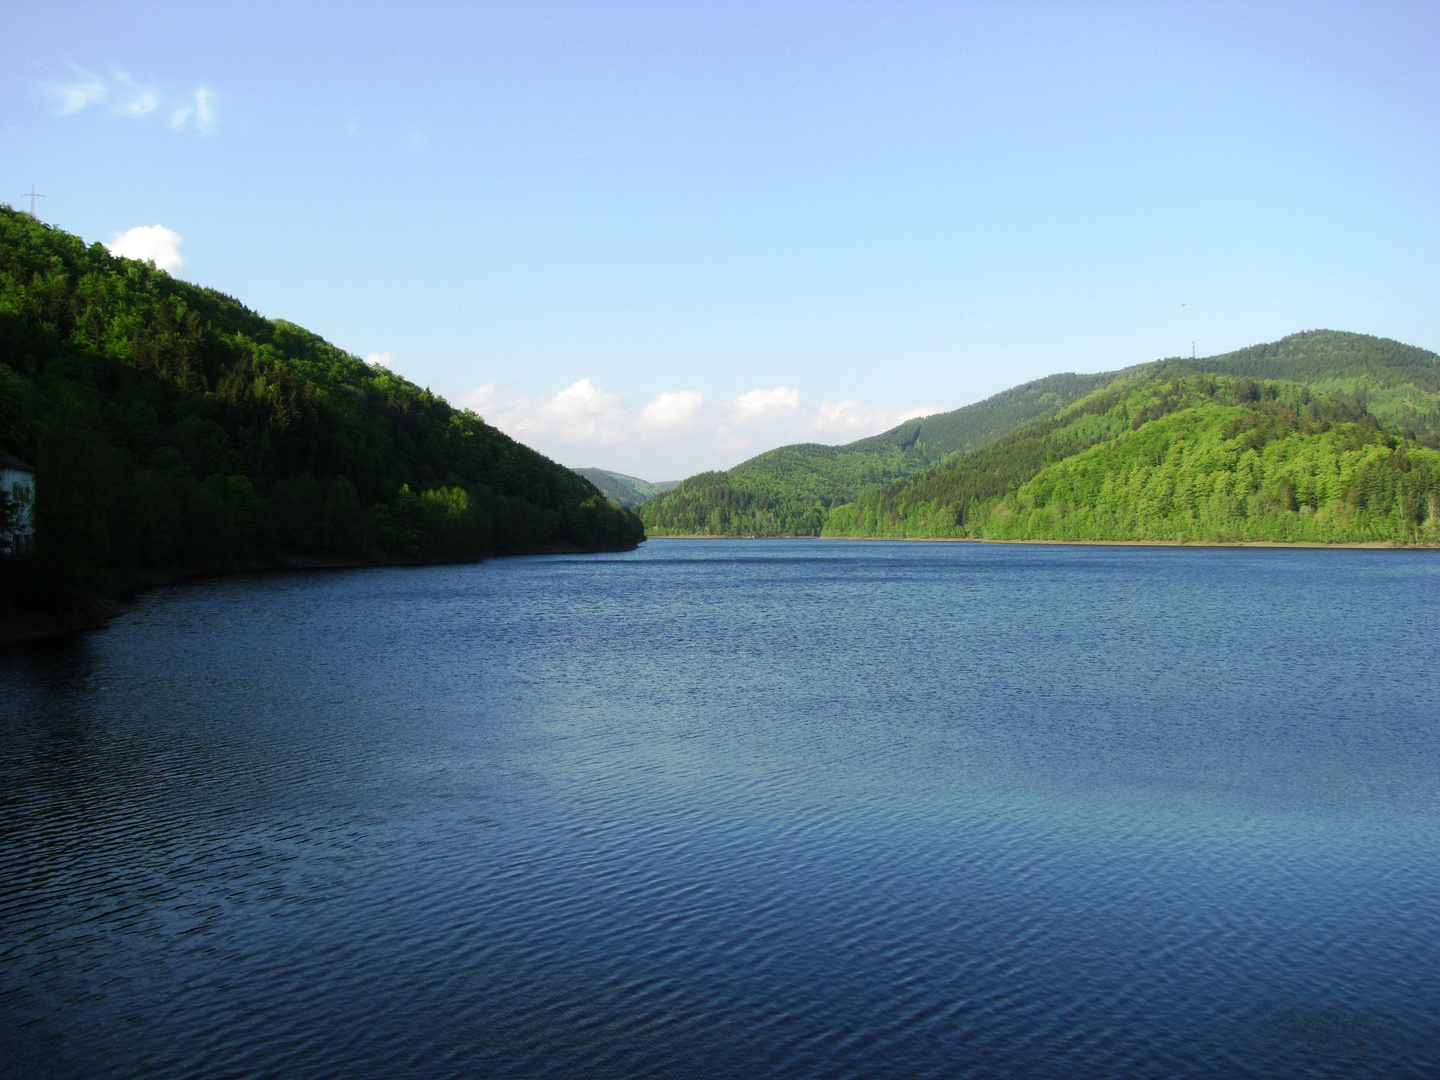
<box><xmin>646</xmin><ymin>533</ymin><xmax>1438</xmax><ymax>550</ymax></box>
<box><xmin>0</xmin><ymin>540</ymin><xmax>642</xmax><ymax>648</ymax></box>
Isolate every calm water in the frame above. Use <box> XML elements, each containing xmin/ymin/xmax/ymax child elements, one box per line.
<box><xmin>2</xmin><ymin>540</ymin><xmax>1438</xmax><ymax>1079</ymax></box>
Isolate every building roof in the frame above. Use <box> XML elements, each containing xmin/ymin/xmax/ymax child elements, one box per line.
<box><xmin>1</xmin><ymin>451</ymin><xmax>36</xmax><ymax>473</ymax></box>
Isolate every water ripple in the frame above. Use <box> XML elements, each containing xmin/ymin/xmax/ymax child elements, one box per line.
<box><xmin>2</xmin><ymin>541</ymin><xmax>1438</xmax><ymax>1078</ymax></box>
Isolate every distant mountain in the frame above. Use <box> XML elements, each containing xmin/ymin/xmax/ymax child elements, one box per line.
<box><xmin>826</xmin><ymin>369</ymin><xmax>1440</xmax><ymax>544</ymax></box>
<box><xmin>0</xmin><ymin>207</ymin><xmax>643</xmax><ymax>611</ymax></box>
<box><xmin>641</xmin><ymin>371</ymin><xmax>1123</xmax><ymax>536</ymax></box>
<box><xmin>847</xmin><ymin>370</ymin><xmax>1125</xmax><ymax>461</ymax></box>
<box><xmin>643</xmin><ymin>330</ymin><xmax>1440</xmax><ymax>540</ymax></box>
<box><xmin>574</xmin><ymin>468</ymin><xmax>679</xmax><ymax>508</ymax></box>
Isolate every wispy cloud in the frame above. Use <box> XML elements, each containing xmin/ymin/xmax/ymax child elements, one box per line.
<box><xmin>365</xmin><ymin>352</ymin><xmax>396</xmax><ymax>369</ymax></box>
<box><xmin>120</xmin><ymin>89</ymin><xmax>158</xmax><ymax>117</ymax></box>
<box><xmin>460</xmin><ymin>380</ymin><xmax>940</xmax><ymax>481</ymax></box>
<box><xmin>106</xmin><ymin>225</ymin><xmax>185</xmax><ymax>274</ymax></box>
<box><xmin>51</xmin><ymin>69</ymin><xmax>106</xmax><ymax>114</ymax></box>
<box><xmin>42</xmin><ymin>68</ymin><xmax>217</xmax><ymax>134</ymax></box>
<box><xmin>170</xmin><ymin>87</ymin><xmax>215</xmax><ymax>135</ymax></box>
<box><xmin>112</xmin><ymin>71</ymin><xmax>158</xmax><ymax>117</ymax></box>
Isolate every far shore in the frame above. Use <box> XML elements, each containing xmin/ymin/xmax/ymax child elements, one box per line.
<box><xmin>646</xmin><ymin>533</ymin><xmax>1439</xmax><ymax>550</ymax></box>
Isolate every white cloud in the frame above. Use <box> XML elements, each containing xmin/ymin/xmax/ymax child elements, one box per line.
<box><xmin>638</xmin><ymin>390</ymin><xmax>705</xmax><ymax>430</ymax></box>
<box><xmin>459</xmin><ymin>382</ymin><xmax>501</xmax><ymax>415</ymax></box>
<box><xmin>106</xmin><ymin>225</ymin><xmax>184</xmax><ymax>274</ymax></box>
<box><xmin>729</xmin><ymin>385</ymin><xmax>801</xmax><ymax>423</ymax></box>
<box><xmin>194</xmin><ymin>88</ymin><xmax>215</xmax><ymax>134</ymax></box>
<box><xmin>51</xmin><ymin>72</ymin><xmax>107</xmax><ymax>114</ymax></box>
<box><xmin>42</xmin><ymin>70</ymin><xmax>215</xmax><ymax>133</ymax></box>
<box><xmin>463</xmin><ymin>378</ymin><xmax>942</xmax><ymax>481</ymax></box>
<box><xmin>170</xmin><ymin>87</ymin><xmax>216</xmax><ymax>134</ymax></box>
<box><xmin>491</xmin><ymin>378</ymin><xmax>631</xmax><ymax>446</ymax></box>
<box><xmin>120</xmin><ymin>90</ymin><xmax>158</xmax><ymax>117</ymax></box>
<box><xmin>112</xmin><ymin>71</ymin><xmax>157</xmax><ymax>117</ymax></box>
<box><xmin>806</xmin><ymin>400</ymin><xmax>938</xmax><ymax>437</ymax></box>
<box><xmin>365</xmin><ymin>352</ymin><xmax>396</xmax><ymax>369</ymax></box>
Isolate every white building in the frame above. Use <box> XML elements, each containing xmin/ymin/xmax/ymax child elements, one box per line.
<box><xmin>1</xmin><ymin>452</ymin><xmax>35</xmax><ymax>555</ymax></box>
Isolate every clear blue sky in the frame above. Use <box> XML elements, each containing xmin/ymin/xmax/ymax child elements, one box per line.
<box><xmin>5</xmin><ymin>2</ymin><xmax>1438</xmax><ymax>478</ymax></box>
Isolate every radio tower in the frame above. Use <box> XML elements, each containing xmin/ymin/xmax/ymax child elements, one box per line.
<box><xmin>21</xmin><ymin>186</ymin><xmax>44</xmax><ymax>217</ymax></box>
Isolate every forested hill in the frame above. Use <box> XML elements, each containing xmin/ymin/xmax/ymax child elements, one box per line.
<box><xmin>574</xmin><ymin>468</ymin><xmax>678</xmax><ymax>508</ymax></box>
<box><xmin>0</xmin><ymin>207</ymin><xmax>643</xmax><ymax>608</ymax></box>
<box><xmin>640</xmin><ymin>370</ymin><xmax>1123</xmax><ymax>536</ymax></box>
<box><xmin>643</xmin><ymin>330</ymin><xmax>1440</xmax><ymax>539</ymax></box>
<box><xmin>824</xmin><ymin>370</ymin><xmax>1440</xmax><ymax>544</ymax></box>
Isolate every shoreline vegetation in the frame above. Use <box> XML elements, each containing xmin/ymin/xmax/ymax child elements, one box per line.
<box><xmin>648</xmin><ymin>534</ymin><xmax>1434</xmax><ymax>549</ymax></box>
<box><xmin>0</xmin><ymin>207</ymin><xmax>645</xmax><ymax>643</ymax></box>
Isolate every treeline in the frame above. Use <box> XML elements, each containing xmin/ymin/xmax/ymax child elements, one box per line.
<box><xmin>640</xmin><ymin>442</ymin><xmax>923</xmax><ymax>536</ymax></box>
<box><xmin>640</xmin><ymin>471</ymin><xmax>829</xmax><ymax>537</ymax></box>
<box><xmin>0</xmin><ymin>207</ymin><xmax>642</xmax><ymax>606</ymax></box>
<box><xmin>824</xmin><ymin>375</ymin><xmax>1440</xmax><ymax>543</ymax></box>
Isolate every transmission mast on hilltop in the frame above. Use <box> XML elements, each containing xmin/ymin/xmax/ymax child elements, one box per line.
<box><xmin>21</xmin><ymin>186</ymin><xmax>44</xmax><ymax>216</ymax></box>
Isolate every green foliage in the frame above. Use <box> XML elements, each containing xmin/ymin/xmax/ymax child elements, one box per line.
<box><xmin>642</xmin><ymin>443</ymin><xmax>926</xmax><ymax>536</ymax></box>
<box><xmin>824</xmin><ymin>374</ymin><xmax>1440</xmax><ymax>544</ymax></box>
<box><xmin>976</xmin><ymin>407</ymin><xmax>1440</xmax><ymax>544</ymax></box>
<box><xmin>574</xmin><ymin>468</ymin><xmax>679</xmax><ymax>508</ymax></box>
<box><xmin>640</xmin><ymin>373</ymin><xmax>1123</xmax><ymax>537</ymax></box>
<box><xmin>850</xmin><ymin>371</ymin><xmax>1123</xmax><ymax>461</ymax></box>
<box><xmin>641</xmin><ymin>329</ymin><xmax>1440</xmax><ymax>539</ymax></box>
<box><xmin>0</xmin><ymin>206</ymin><xmax>642</xmax><ymax>604</ymax></box>
<box><xmin>1166</xmin><ymin>330</ymin><xmax>1440</xmax><ymax>445</ymax></box>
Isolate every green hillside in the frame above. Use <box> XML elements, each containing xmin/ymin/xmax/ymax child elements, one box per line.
<box><xmin>0</xmin><ymin>207</ymin><xmax>643</xmax><ymax>608</ymax></box>
<box><xmin>825</xmin><ymin>372</ymin><xmax>1440</xmax><ymax>544</ymax></box>
<box><xmin>645</xmin><ymin>330</ymin><xmax>1440</xmax><ymax>540</ymax></box>
<box><xmin>1174</xmin><ymin>330</ymin><xmax>1440</xmax><ymax>442</ymax></box>
<box><xmin>574</xmin><ymin>468</ymin><xmax>678</xmax><ymax>508</ymax></box>
<box><xmin>848</xmin><ymin>370</ymin><xmax>1122</xmax><ymax>460</ymax></box>
<box><xmin>640</xmin><ymin>371</ymin><xmax>1121</xmax><ymax>536</ymax></box>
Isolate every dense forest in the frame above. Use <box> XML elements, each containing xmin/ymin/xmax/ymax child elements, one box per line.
<box><xmin>644</xmin><ymin>330</ymin><xmax>1440</xmax><ymax>543</ymax></box>
<box><xmin>0</xmin><ymin>207</ymin><xmax>643</xmax><ymax>612</ymax></box>
<box><xmin>640</xmin><ymin>372</ymin><xmax>1123</xmax><ymax>536</ymax></box>
<box><xmin>640</xmin><ymin>441</ymin><xmax>923</xmax><ymax>536</ymax></box>
<box><xmin>824</xmin><ymin>373</ymin><xmax>1440</xmax><ymax>543</ymax></box>
<box><xmin>574</xmin><ymin>468</ymin><xmax>678</xmax><ymax>508</ymax></box>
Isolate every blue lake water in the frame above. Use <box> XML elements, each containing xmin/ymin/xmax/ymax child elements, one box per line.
<box><xmin>2</xmin><ymin>539</ymin><xmax>1438</xmax><ymax>1079</ymax></box>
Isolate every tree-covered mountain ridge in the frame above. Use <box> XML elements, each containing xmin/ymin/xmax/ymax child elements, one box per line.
<box><xmin>640</xmin><ymin>370</ymin><xmax>1128</xmax><ymax>536</ymax></box>
<box><xmin>825</xmin><ymin>369</ymin><xmax>1440</xmax><ymax>544</ymax></box>
<box><xmin>0</xmin><ymin>206</ymin><xmax>643</xmax><ymax>612</ymax></box>
<box><xmin>643</xmin><ymin>330</ymin><xmax>1440</xmax><ymax>543</ymax></box>
<box><xmin>574</xmin><ymin>468</ymin><xmax>679</xmax><ymax>508</ymax></box>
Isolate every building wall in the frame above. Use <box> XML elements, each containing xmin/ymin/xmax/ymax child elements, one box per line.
<box><xmin>2</xmin><ymin>466</ymin><xmax>35</xmax><ymax>554</ymax></box>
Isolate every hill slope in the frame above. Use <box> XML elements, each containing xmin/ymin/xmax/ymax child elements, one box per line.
<box><xmin>1172</xmin><ymin>330</ymin><xmax>1440</xmax><ymax>441</ymax></box>
<box><xmin>825</xmin><ymin>371</ymin><xmax>1440</xmax><ymax>544</ymax></box>
<box><xmin>0</xmin><ymin>207</ymin><xmax>643</xmax><ymax>605</ymax></box>
<box><xmin>645</xmin><ymin>330</ymin><xmax>1440</xmax><ymax>539</ymax></box>
<box><xmin>640</xmin><ymin>371</ymin><xmax>1122</xmax><ymax>536</ymax></box>
<box><xmin>574</xmin><ymin>468</ymin><xmax>678</xmax><ymax>508</ymax></box>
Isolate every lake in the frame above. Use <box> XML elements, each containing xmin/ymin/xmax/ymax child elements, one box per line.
<box><xmin>2</xmin><ymin>539</ymin><xmax>1438</xmax><ymax>1079</ymax></box>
